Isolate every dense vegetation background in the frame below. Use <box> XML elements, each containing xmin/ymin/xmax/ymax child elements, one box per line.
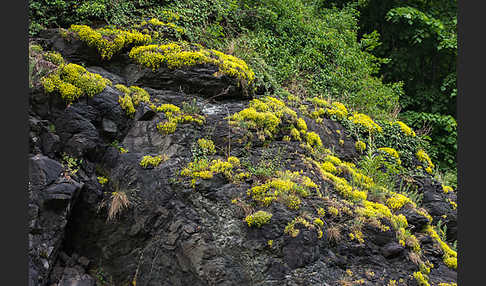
<box><xmin>28</xmin><ymin>0</ymin><xmax>457</xmax><ymax>186</ymax></box>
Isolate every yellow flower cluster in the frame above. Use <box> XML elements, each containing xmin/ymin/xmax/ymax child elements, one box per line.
<box><xmin>197</xmin><ymin>138</ymin><xmax>216</xmax><ymax>155</ymax></box>
<box><xmin>155</xmin><ymin>103</ymin><xmax>204</xmax><ymax>134</ymax></box>
<box><xmin>284</xmin><ymin>216</ymin><xmax>313</xmax><ymax>238</ymax></box>
<box><xmin>349</xmin><ymin>230</ymin><xmax>364</xmax><ymax>243</ymax></box>
<box><xmin>442</xmin><ymin>185</ymin><xmax>454</xmax><ymax>194</ymax></box>
<box><xmin>247</xmin><ymin>170</ymin><xmax>319</xmax><ymax>209</ymax></box>
<box><xmin>413</xmin><ymin>271</ymin><xmax>430</xmax><ymax>286</ymax></box>
<box><xmin>129</xmin><ymin>43</ymin><xmax>255</xmax><ymax>84</ymax></box>
<box><xmin>42</xmin><ymin>63</ymin><xmax>111</xmax><ymax>103</ymax></box>
<box><xmin>313</xmin><ymin>218</ymin><xmax>324</xmax><ymax>226</ymax></box>
<box><xmin>378</xmin><ymin>147</ymin><xmax>401</xmax><ymax>165</ymax></box>
<box><xmin>394</xmin><ymin>121</ymin><xmax>416</xmax><ymax>137</ymax></box>
<box><xmin>68</xmin><ymin>25</ymin><xmax>151</xmax><ymax>59</ymax></box>
<box><xmin>305</xmin><ymin>131</ymin><xmax>322</xmax><ymax>148</ymax></box>
<box><xmin>43</xmin><ymin>51</ymin><xmax>65</xmax><ymax>65</ymax></box>
<box><xmin>356</xmin><ymin>200</ymin><xmax>392</xmax><ymax>219</ymax></box>
<box><xmin>355</xmin><ymin>140</ymin><xmax>366</xmax><ymax>153</ymax></box>
<box><xmin>349</xmin><ymin>113</ymin><xmax>383</xmax><ymax>133</ymax></box>
<box><xmin>448</xmin><ymin>199</ymin><xmax>457</xmax><ymax>210</ymax></box>
<box><xmin>245</xmin><ymin>210</ymin><xmax>272</xmax><ymax>227</ymax></box>
<box><xmin>315</xmin><ymin>165</ymin><xmax>367</xmax><ymax>202</ymax></box>
<box><xmin>230</xmin><ymin>96</ymin><xmax>297</xmax><ymax>139</ymax></box>
<box><xmin>97</xmin><ymin>176</ymin><xmax>108</xmax><ymax>185</ymax></box>
<box><xmin>290</xmin><ymin>128</ymin><xmax>301</xmax><ymax>141</ymax></box>
<box><xmin>326</xmin><ymin>102</ymin><xmax>348</xmax><ymax>120</ymax></box>
<box><xmin>118</xmin><ymin>94</ymin><xmax>136</xmax><ymax>116</ymax></box>
<box><xmin>139</xmin><ymin>154</ymin><xmax>168</xmax><ymax>168</ymax></box>
<box><xmin>320</xmin><ymin>161</ymin><xmax>338</xmax><ymax>174</ymax></box>
<box><xmin>180</xmin><ymin>156</ymin><xmax>240</xmax><ymax>187</ymax></box>
<box><xmin>234</xmin><ymin>172</ymin><xmax>251</xmax><ymax>181</ymax></box>
<box><xmin>416</xmin><ymin>149</ymin><xmax>435</xmax><ymax>174</ymax></box>
<box><xmin>138</xmin><ymin>18</ymin><xmax>185</xmax><ymax>34</ymax></box>
<box><xmin>310</xmin><ymin>97</ymin><xmax>329</xmax><ymax>107</ymax></box>
<box><xmin>296</xmin><ymin>118</ymin><xmax>307</xmax><ymax>131</ymax></box>
<box><xmin>386</xmin><ymin>192</ymin><xmax>413</xmax><ymax>211</ymax></box>
<box><xmin>327</xmin><ymin>206</ymin><xmax>339</xmax><ymax>217</ymax></box>
<box><xmin>425</xmin><ymin>226</ymin><xmax>457</xmax><ymax>269</ymax></box>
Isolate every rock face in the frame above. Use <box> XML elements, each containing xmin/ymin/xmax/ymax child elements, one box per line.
<box><xmin>28</xmin><ymin>155</ymin><xmax>83</xmax><ymax>286</ymax></box>
<box><xmin>28</xmin><ymin>31</ymin><xmax>457</xmax><ymax>286</ymax></box>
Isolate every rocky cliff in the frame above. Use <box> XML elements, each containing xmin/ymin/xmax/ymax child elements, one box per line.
<box><xmin>28</xmin><ymin>25</ymin><xmax>457</xmax><ymax>286</ymax></box>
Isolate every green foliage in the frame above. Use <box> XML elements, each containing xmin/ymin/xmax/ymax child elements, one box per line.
<box><xmin>225</xmin><ymin>1</ymin><xmax>401</xmax><ymax>118</ymax></box>
<box><xmin>401</xmin><ymin>111</ymin><xmax>457</xmax><ymax>171</ymax></box>
<box><xmin>62</xmin><ymin>153</ymin><xmax>82</xmax><ymax>175</ymax></box>
<box><xmin>357</xmin><ymin>150</ymin><xmax>396</xmax><ymax>202</ymax></box>
<box><xmin>397</xmin><ymin>180</ymin><xmax>423</xmax><ymax>206</ymax></box>
<box><xmin>373</xmin><ymin>120</ymin><xmax>426</xmax><ymax>168</ymax></box>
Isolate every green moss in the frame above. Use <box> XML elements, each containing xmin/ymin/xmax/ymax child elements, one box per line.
<box><xmin>245</xmin><ymin>210</ymin><xmax>272</xmax><ymax>227</ymax></box>
<box><xmin>129</xmin><ymin>43</ymin><xmax>255</xmax><ymax>84</ymax></box>
<box><xmin>42</xmin><ymin>63</ymin><xmax>111</xmax><ymax>103</ymax></box>
<box><xmin>67</xmin><ymin>25</ymin><xmax>151</xmax><ymax>59</ymax></box>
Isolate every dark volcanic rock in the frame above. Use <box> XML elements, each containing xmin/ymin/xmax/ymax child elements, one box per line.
<box><xmin>28</xmin><ymin>30</ymin><xmax>457</xmax><ymax>286</ymax></box>
<box><xmin>29</xmin><ymin>155</ymin><xmax>84</xmax><ymax>286</ymax></box>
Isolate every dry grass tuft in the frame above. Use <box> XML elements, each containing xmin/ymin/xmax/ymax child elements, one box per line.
<box><xmin>107</xmin><ymin>192</ymin><xmax>130</xmax><ymax>221</ymax></box>
<box><xmin>327</xmin><ymin>225</ymin><xmax>342</xmax><ymax>243</ymax></box>
<box><xmin>408</xmin><ymin>251</ymin><xmax>422</xmax><ymax>266</ymax></box>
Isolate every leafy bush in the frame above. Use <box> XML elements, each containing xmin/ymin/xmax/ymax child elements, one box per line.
<box><xmin>400</xmin><ymin>111</ymin><xmax>456</xmax><ymax>171</ymax></box>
